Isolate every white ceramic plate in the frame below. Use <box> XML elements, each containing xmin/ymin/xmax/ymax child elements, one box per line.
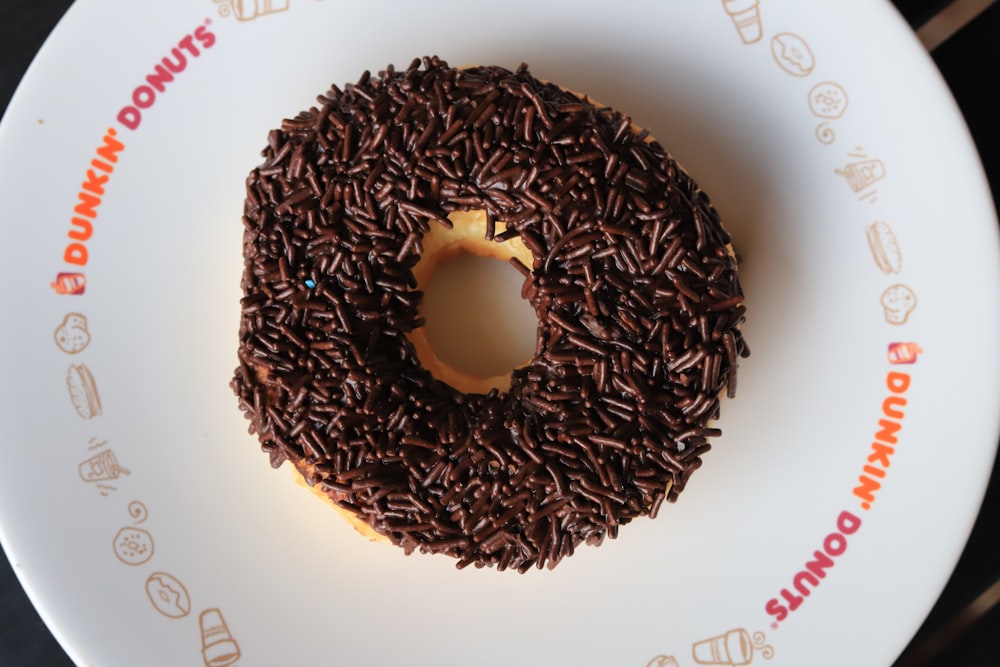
<box><xmin>2</xmin><ymin>1</ymin><xmax>998</xmax><ymax>665</ymax></box>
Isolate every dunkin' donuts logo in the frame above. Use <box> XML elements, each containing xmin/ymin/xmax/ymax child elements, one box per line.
<box><xmin>51</xmin><ymin>20</ymin><xmax>217</xmax><ymax>292</ymax></box>
<box><xmin>717</xmin><ymin>0</ymin><xmax>924</xmax><ymax>644</ymax></box>
<box><xmin>43</xmin><ymin>15</ymin><xmax>241</xmax><ymax>665</ymax></box>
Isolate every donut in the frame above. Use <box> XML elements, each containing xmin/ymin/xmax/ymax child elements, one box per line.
<box><xmin>232</xmin><ymin>56</ymin><xmax>748</xmax><ymax>572</ymax></box>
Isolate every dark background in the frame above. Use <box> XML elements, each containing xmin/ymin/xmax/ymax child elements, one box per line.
<box><xmin>2</xmin><ymin>0</ymin><xmax>997</xmax><ymax>665</ymax></box>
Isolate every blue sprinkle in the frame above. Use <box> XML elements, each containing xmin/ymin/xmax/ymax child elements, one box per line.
<box><xmin>304</xmin><ymin>279</ymin><xmax>316</xmax><ymax>289</ymax></box>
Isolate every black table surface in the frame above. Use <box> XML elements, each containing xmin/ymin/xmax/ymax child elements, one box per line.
<box><xmin>2</xmin><ymin>1</ymin><xmax>998</xmax><ymax>665</ymax></box>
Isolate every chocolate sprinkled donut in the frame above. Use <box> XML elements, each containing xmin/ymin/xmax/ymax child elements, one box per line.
<box><xmin>232</xmin><ymin>56</ymin><xmax>748</xmax><ymax>572</ymax></box>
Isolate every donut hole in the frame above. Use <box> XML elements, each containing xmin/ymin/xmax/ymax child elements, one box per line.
<box><xmin>408</xmin><ymin>210</ymin><xmax>537</xmax><ymax>394</ymax></box>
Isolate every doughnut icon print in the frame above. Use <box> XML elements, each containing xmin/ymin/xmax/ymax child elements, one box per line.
<box><xmin>112</xmin><ymin>501</ymin><xmax>154</xmax><ymax>565</ymax></box>
<box><xmin>112</xmin><ymin>526</ymin><xmax>154</xmax><ymax>566</ymax></box>
<box><xmin>808</xmin><ymin>82</ymin><xmax>849</xmax><ymax>145</ymax></box>
<box><xmin>145</xmin><ymin>572</ymin><xmax>192</xmax><ymax>619</ymax></box>
<box><xmin>771</xmin><ymin>33</ymin><xmax>815</xmax><ymax>77</ymax></box>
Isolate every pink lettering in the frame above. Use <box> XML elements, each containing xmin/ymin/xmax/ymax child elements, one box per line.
<box><xmin>194</xmin><ymin>24</ymin><xmax>216</xmax><ymax>49</ymax></box>
<box><xmin>162</xmin><ymin>48</ymin><xmax>188</xmax><ymax>73</ymax></box>
<box><xmin>178</xmin><ymin>35</ymin><xmax>200</xmax><ymax>57</ymax></box>
<box><xmin>145</xmin><ymin>64</ymin><xmax>175</xmax><ymax>93</ymax></box>
<box><xmin>118</xmin><ymin>106</ymin><xmax>141</xmax><ymax>130</ymax></box>
<box><xmin>132</xmin><ymin>85</ymin><xmax>156</xmax><ymax>109</ymax></box>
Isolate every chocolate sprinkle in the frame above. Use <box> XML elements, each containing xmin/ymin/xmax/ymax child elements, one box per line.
<box><xmin>232</xmin><ymin>57</ymin><xmax>748</xmax><ymax>572</ymax></box>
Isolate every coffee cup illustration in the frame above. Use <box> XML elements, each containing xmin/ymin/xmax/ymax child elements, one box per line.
<box><xmin>200</xmin><ymin>608</ymin><xmax>242</xmax><ymax>667</ymax></box>
<box><xmin>721</xmin><ymin>0</ymin><xmax>763</xmax><ymax>44</ymax></box>
<box><xmin>79</xmin><ymin>449</ymin><xmax>130</xmax><ymax>482</ymax></box>
<box><xmin>51</xmin><ymin>272</ymin><xmax>86</xmax><ymax>295</ymax></box>
<box><xmin>692</xmin><ymin>628</ymin><xmax>773</xmax><ymax>665</ymax></box>
<box><xmin>888</xmin><ymin>342</ymin><xmax>923</xmax><ymax>364</ymax></box>
<box><xmin>836</xmin><ymin>158</ymin><xmax>886</xmax><ymax>192</ymax></box>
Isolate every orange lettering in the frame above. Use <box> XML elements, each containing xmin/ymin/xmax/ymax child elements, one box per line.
<box><xmin>882</xmin><ymin>395</ymin><xmax>906</xmax><ymax>419</ymax></box>
<box><xmin>887</xmin><ymin>371</ymin><xmax>910</xmax><ymax>393</ymax></box>
<box><xmin>81</xmin><ymin>169</ymin><xmax>109</xmax><ymax>196</ymax></box>
<box><xmin>867</xmin><ymin>442</ymin><xmax>894</xmax><ymax>469</ymax></box>
<box><xmin>874</xmin><ymin>418</ymin><xmax>901</xmax><ymax>445</ymax></box>
<box><xmin>68</xmin><ymin>217</ymin><xmax>93</xmax><ymax>241</ymax></box>
<box><xmin>64</xmin><ymin>243</ymin><xmax>87</xmax><ymax>266</ymax></box>
<box><xmin>852</xmin><ymin>475</ymin><xmax>881</xmax><ymax>504</ymax></box>
<box><xmin>74</xmin><ymin>191</ymin><xmax>101</xmax><ymax>219</ymax></box>
<box><xmin>96</xmin><ymin>128</ymin><xmax>124</xmax><ymax>161</ymax></box>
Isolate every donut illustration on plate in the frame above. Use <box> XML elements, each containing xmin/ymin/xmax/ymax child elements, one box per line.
<box><xmin>113</xmin><ymin>526</ymin><xmax>154</xmax><ymax>566</ymax></box>
<box><xmin>771</xmin><ymin>32</ymin><xmax>815</xmax><ymax>76</ymax></box>
<box><xmin>145</xmin><ymin>572</ymin><xmax>191</xmax><ymax>619</ymax></box>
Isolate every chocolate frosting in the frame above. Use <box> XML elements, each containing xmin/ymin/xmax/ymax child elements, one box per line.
<box><xmin>233</xmin><ymin>56</ymin><xmax>748</xmax><ymax>571</ymax></box>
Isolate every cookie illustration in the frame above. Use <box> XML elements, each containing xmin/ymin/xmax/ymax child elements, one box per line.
<box><xmin>881</xmin><ymin>284</ymin><xmax>917</xmax><ymax>325</ymax></box>
<box><xmin>54</xmin><ymin>312</ymin><xmax>91</xmax><ymax>354</ymax></box>
<box><xmin>113</xmin><ymin>526</ymin><xmax>154</xmax><ymax>565</ymax></box>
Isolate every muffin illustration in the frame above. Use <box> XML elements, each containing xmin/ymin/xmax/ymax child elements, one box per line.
<box><xmin>881</xmin><ymin>284</ymin><xmax>917</xmax><ymax>324</ymax></box>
